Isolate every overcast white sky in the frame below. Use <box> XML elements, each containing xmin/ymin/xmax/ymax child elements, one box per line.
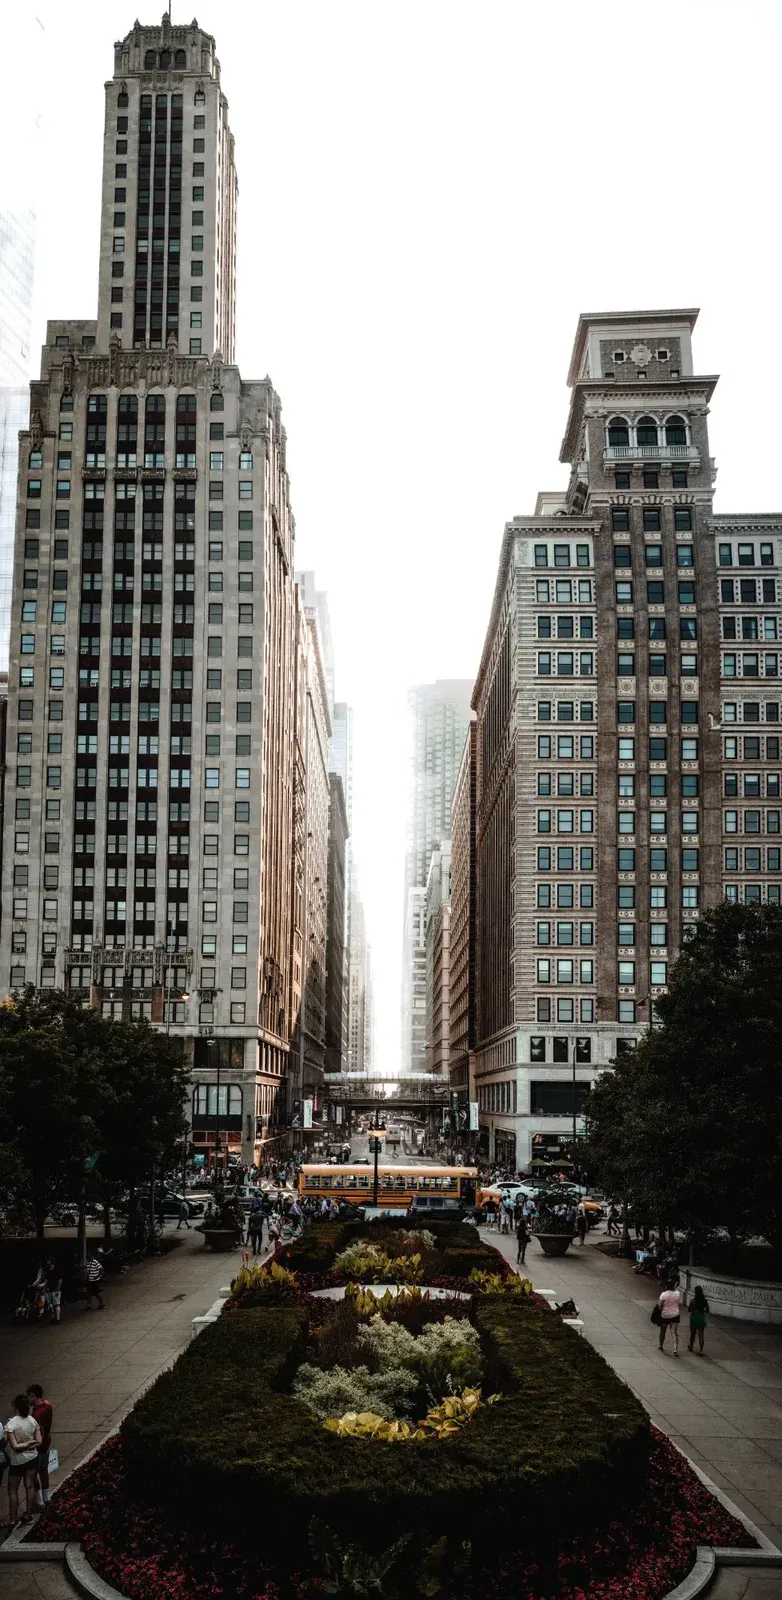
<box><xmin>13</xmin><ymin>0</ymin><xmax>782</xmax><ymax>1071</ymax></box>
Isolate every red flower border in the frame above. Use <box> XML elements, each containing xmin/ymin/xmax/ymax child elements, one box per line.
<box><xmin>34</xmin><ymin>1427</ymin><xmax>752</xmax><ymax>1600</ymax></box>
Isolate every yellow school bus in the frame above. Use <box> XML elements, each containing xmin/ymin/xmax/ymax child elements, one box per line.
<box><xmin>298</xmin><ymin>1164</ymin><xmax>477</xmax><ymax>1210</ymax></box>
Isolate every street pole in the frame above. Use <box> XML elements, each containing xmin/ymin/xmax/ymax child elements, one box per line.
<box><xmin>571</xmin><ymin>1038</ymin><xmax>578</xmax><ymax>1182</ymax></box>
<box><xmin>212</xmin><ymin>1040</ymin><xmax>222</xmax><ymax>1180</ymax></box>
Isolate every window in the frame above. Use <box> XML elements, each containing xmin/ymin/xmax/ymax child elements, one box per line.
<box><xmin>612</xmin><ymin>509</ymin><xmax>630</xmax><ymax>534</ymax></box>
<box><xmin>643</xmin><ymin>508</ymin><xmax>661</xmax><ymax>532</ymax></box>
<box><xmin>616</xmin><ymin>581</ymin><xmax>633</xmax><ymax>603</ymax></box>
<box><xmin>613</xmin><ymin>542</ymin><xmax>631</xmax><ymax>566</ymax></box>
<box><xmin>647</xmin><ymin>581</ymin><xmax>665</xmax><ymax>604</ymax></box>
<box><xmin>607</xmin><ymin>418</ymin><xmax>629</xmax><ymax>447</ymax></box>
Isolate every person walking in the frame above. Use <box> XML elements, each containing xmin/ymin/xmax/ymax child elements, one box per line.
<box><xmin>4</xmin><ymin>1395</ymin><xmax>41</xmax><ymax>1528</ymax></box>
<box><xmin>84</xmin><ymin>1252</ymin><xmax>105</xmax><ymax>1310</ymax></box>
<box><xmin>687</xmin><ymin>1286</ymin><xmax>709</xmax><ymax>1355</ymax></box>
<box><xmin>40</xmin><ymin>1258</ymin><xmax>63</xmax><ymax>1326</ymax></box>
<box><xmin>248</xmin><ymin>1210</ymin><xmax>264</xmax><ymax>1256</ymax></box>
<box><xmin>606</xmin><ymin>1203</ymin><xmax>620</xmax><ymax>1237</ymax></box>
<box><xmin>515</xmin><ymin>1214</ymin><xmax>530</xmax><ymax>1266</ymax></box>
<box><xmin>176</xmin><ymin>1199</ymin><xmax>190</xmax><ymax>1230</ymax></box>
<box><xmin>27</xmin><ymin>1385</ymin><xmax>53</xmax><ymax>1510</ymax></box>
<box><xmin>657</xmin><ymin>1282</ymin><xmax>682</xmax><ymax>1355</ymax></box>
<box><xmin>576</xmin><ymin>1203</ymin><xmax>588</xmax><ymax>1247</ymax></box>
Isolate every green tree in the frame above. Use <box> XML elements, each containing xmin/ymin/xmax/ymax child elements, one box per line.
<box><xmin>0</xmin><ymin>989</ymin><xmax>188</xmax><ymax>1241</ymax></box>
<box><xmin>584</xmin><ymin>902</ymin><xmax>782</xmax><ymax>1258</ymax></box>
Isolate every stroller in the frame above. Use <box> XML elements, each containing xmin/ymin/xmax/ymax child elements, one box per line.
<box><xmin>15</xmin><ymin>1278</ymin><xmax>48</xmax><ymax>1322</ymax></box>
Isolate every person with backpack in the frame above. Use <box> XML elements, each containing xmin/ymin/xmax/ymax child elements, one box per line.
<box><xmin>687</xmin><ymin>1285</ymin><xmax>709</xmax><ymax>1355</ymax></box>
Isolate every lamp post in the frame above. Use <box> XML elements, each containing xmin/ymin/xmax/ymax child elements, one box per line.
<box><xmin>370</xmin><ymin>1106</ymin><xmax>386</xmax><ymax>1207</ymax></box>
<box><xmin>209</xmin><ymin>1039</ymin><xmax>222</xmax><ymax>1179</ymax></box>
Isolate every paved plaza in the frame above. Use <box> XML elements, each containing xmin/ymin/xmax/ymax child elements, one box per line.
<box><xmin>483</xmin><ymin>1223</ymin><xmax>782</xmax><ymax>1552</ymax></box>
<box><xmin>2</xmin><ymin>1220</ymin><xmax>781</xmax><ymax>1597</ymax></box>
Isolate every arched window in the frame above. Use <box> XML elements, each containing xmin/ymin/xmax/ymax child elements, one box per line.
<box><xmin>666</xmin><ymin>415</ymin><xmax>687</xmax><ymax>446</ymax></box>
<box><xmin>607</xmin><ymin>417</ymin><xmax>629</xmax><ymax>448</ymax></box>
<box><xmin>636</xmin><ymin>415</ymin><xmax>658</xmax><ymax>447</ymax></box>
<box><xmin>60</xmin><ymin>393</ymin><xmax>74</xmax><ymax>412</ymax></box>
<box><xmin>210</xmin><ymin>392</ymin><xmax>224</xmax><ymax>412</ymax></box>
<box><xmin>160</xmin><ymin>49</ymin><xmax>171</xmax><ymax>69</ymax></box>
<box><xmin>175</xmin><ymin>49</ymin><xmax>186</xmax><ymax>68</ymax></box>
<box><xmin>144</xmin><ymin>393</ymin><xmax>166</xmax><ymax>468</ymax></box>
<box><xmin>144</xmin><ymin>49</ymin><xmax>156</xmax><ymax>68</ymax></box>
<box><xmin>118</xmin><ymin>87</ymin><xmax>128</xmax><ymax>108</ymax></box>
<box><xmin>194</xmin><ymin>87</ymin><xmax>205</xmax><ymax>105</ymax></box>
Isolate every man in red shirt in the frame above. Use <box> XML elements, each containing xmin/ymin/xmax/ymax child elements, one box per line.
<box><xmin>27</xmin><ymin>1384</ymin><xmax>53</xmax><ymax>1508</ymax></box>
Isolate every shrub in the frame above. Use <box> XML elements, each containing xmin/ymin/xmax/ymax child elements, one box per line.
<box><xmin>414</xmin><ymin>1319</ymin><xmax>484</xmax><ymax>1393</ymax></box>
<box><xmin>293</xmin><ymin>1361</ymin><xmax>419</xmax><ymax>1421</ymax></box>
<box><xmin>469</xmin><ymin>1270</ymin><xmax>533</xmax><ymax>1297</ymax></box>
<box><xmin>278</xmin><ymin>1223</ymin><xmax>351</xmax><ymax>1275</ymax></box>
<box><xmin>442</xmin><ymin>1246</ymin><xmax>509</xmax><ymax>1278</ymax></box>
<box><xmin>121</xmin><ymin>1298</ymin><xmax>649</xmax><ymax>1561</ymax></box>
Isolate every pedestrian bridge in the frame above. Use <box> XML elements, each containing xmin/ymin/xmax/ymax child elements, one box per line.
<box><xmin>322</xmin><ymin>1074</ymin><xmax>449</xmax><ymax>1109</ymax></box>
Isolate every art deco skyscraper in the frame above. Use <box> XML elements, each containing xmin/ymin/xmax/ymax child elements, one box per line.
<box><xmin>0</xmin><ymin>18</ymin><xmax>297</xmax><ymax>1167</ymax></box>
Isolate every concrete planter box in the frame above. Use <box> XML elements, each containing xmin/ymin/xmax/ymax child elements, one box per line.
<box><xmin>534</xmin><ymin>1233</ymin><xmax>576</xmax><ymax>1257</ymax></box>
<box><xmin>201</xmin><ymin>1229</ymin><xmax>238</xmax><ymax>1252</ymax></box>
<box><xmin>684</xmin><ymin>1266</ymin><xmax>782</xmax><ymax>1324</ymax></box>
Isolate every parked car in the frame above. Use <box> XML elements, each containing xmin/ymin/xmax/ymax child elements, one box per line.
<box><xmin>141</xmin><ymin>1190</ymin><xmax>205</xmax><ymax>1219</ymax></box>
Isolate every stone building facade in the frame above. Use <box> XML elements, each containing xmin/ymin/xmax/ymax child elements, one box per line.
<box><xmin>425</xmin><ymin>841</ymin><xmax>451</xmax><ymax>1080</ymax></box>
<box><xmin>325</xmin><ymin>773</ymin><xmax>349</xmax><ymax>1074</ymax></box>
<box><xmin>472</xmin><ymin>309</ymin><xmax>782</xmax><ymax>1171</ymax></box>
<box><xmin>0</xmin><ymin>20</ymin><xmax>300</xmax><ymax>1165</ymax></box>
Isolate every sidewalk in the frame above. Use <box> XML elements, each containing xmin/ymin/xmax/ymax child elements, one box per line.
<box><xmin>0</xmin><ymin>1224</ymin><xmax>254</xmax><ymax>1489</ymax></box>
<box><xmin>483</xmin><ymin>1224</ymin><xmax>782</xmax><ymax>1550</ymax></box>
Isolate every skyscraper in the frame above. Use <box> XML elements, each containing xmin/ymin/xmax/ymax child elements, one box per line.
<box><xmin>0</xmin><ymin>11</ymin><xmax>46</xmax><ymax>669</ymax></box>
<box><xmin>470</xmin><ymin>308</ymin><xmax>782</xmax><ymax>1172</ymax></box>
<box><xmin>403</xmin><ymin>680</ymin><xmax>472</xmax><ymax>1071</ymax></box>
<box><xmin>0</xmin><ymin>19</ymin><xmax>298</xmax><ymax>1167</ymax></box>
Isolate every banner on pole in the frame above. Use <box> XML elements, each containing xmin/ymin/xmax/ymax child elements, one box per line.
<box><xmin>303</xmin><ymin>1098</ymin><xmax>313</xmax><ymax>1129</ymax></box>
<box><xmin>469</xmin><ymin>1101</ymin><xmax>479</xmax><ymax>1132</ymax></box>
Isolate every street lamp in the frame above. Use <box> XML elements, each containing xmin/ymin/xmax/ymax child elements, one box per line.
<box><xmin>208</xmin><ymin>1039</ymin><xmax>222</xmax><ymax>1179</ymax></box>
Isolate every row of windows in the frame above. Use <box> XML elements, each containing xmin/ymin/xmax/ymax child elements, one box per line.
<box><xmin>718</xmin><ymin>543</ymin><xmax>776</xmax><ymax>568</ymax></box>
<box><xmin>536</xmin><ymin>959</ymin><xmax>596</xmax><ymax>984</ymax></box>
<box><xmin>617</xmin><ymin>811</ymin><xmax>700</xmax><ymax>835</ymax></box>
<box><xmin>534</xmin><ymin>580</ymin><xmax>593</xmax><ymax>603</ymax></box>
<box><xmin>536</xmin><ymin>883</ymin><xmax>594</xmax><ymax>908</ymax></box>
<box><xmin>613</xmin><ymin>580</ymin><xmax>690</xmax><ymax>606</ymax></box>
<box><xmin>536</xmin><ymin>614</ymin><xmax>593</xmax><ymax>638</ymax></box>
<box><xmin>537</xmin><ymin>772</ymin><xmax>594</xmax><ymax>796</ymax></box>
<box><xmin>529</xmin><ymin>1037</ymin><xmax>593</xmax><ymax>1063</ymax></box>
<box><xmin>533</xmin><ymin>544</ymin><xmax>591</xmax><ymax>568</ymax></box>
<box><xmin>725</xmin><ymin>848</ymin><xmax>782</xmax><ymax>871</ymax></box>
<box><xmin>612</xmin><ymin>507</ymin><xmax>692</xmax><ymax>533</ymax></box>
<box><xmin>536</xmin><ymin>998</ymin><xmax>596</xmax><ymax>1023</ymax></box>
<box><xmin>536</xmin><ymin>652</ymin><xmax>595</xmax><ymax>676</ymax></box>
<box><xmin>617</xmin><ymin>773</ymin><xmax>699</xmax><ymax>795</ymax></box>
<box><xmin>723</xmin><ymin>810</ymin><xmax>782</xmax><ymax>834</ymax></box>
<box><xmin>723</xmin><ymin>654</ymin><xmax>782</xmax><ymax>678</ymax></box>
<box><xmin>724</xmin><ymin>884</ymin><xmax>782</xmax><ymax>903</ymax></box>
<box><xmin>16</xmin><ymin>764</ymin><xmax>255</xmax><ymax>792</ymax></box>
<box><xmin>615</xmin><ymin>924</ymin><xmax>671</xmax><ymax>947</ymax></box>
<box><xmin>478</xmin><ymin>1081</ymin><xmax>518</xmax><ymax>1115</ymax></box>
<box><xmin>724</xmin><ymin>773</ymin><xmax>781</xmax><ymax>796</ymax></box>
<box><xmin>613</xmin><ymin>961</ymin><xmax>670</xmax><ymax>987</ymax></box>
<box><xmin>722</xmin><ymin>616</ymin><xmax>779</xmax><ymax>641</ymax></box>
<box><xmin>606</xmin><ymin>415</ymin><xmax>688</xmax><ymax>448</ymax></box>
<box><xmin>535</xmin><ymin>923</ymin><xmax>594</xmax><ymax>946</ymax></box>
<box><xmin>537</xmin><ymin>701</ymin><xmax>594</xmax><ymax>723</ymax></box>
<box><xmin>537</xmin><ymin>735</ymin><xmax>595</xmax><ymax>758</ymax></box>
<box><xmin>536</xmin><ymin>810</ymin><xmax>595</xmax><ymax>834</ymax></box>
<box><xmin>723</xmin><ymin>702</ymin><xmax>782</xmax><ymax>723</ymax></box>
<box><xmin>18</xmin><ymin>666</ymin><xmax>255</xmax><ymax>694</ymax></box>
<box><xmin>614</xmin><ymin>848</ymin><xmax>701</xmax><ymax>872</ymax></box>
<box><xmin>721</xmin><ymin>579</ymin><xmax>777</xmax><ymax>603</ymax></box>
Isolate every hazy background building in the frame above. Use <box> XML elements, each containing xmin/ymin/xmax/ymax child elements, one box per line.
<box><xmin>425</xmin><ymin>840</ymin><xmax>451</xmax><ymax>1080</ymax></box>
<box><xmin>402</xmin><ymin>679</ymin><xmax>471</xmax><ymax>1071</ymax></box>
<box><xmin>448</xmin><ymin>720</ymin><xmax>477</xmax><ymax>1121</ymax></box>
<box><xmin>325</xmin><ymin>773</ymin><xmax>349</xmax><ymax>1073</ymax></box>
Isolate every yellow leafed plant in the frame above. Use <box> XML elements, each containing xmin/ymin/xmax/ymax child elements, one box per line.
<box><xmin>233</xmin><ymin>1261</ymin><xmax>298</xmax><ymax>1292</ymax></box>
<box><xmin>467</xmin><ymin>1269</ymin><xmax>532</xmax><ymax>1297</ymax></box>
<box><xmin>322</xmin><ymin>1387</ymin><xmax>500</xmax><ymax>1442</ymax></box>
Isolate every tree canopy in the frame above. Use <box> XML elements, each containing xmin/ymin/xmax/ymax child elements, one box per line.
<box><xmin>584</xmin><ymin>901</ymin><xmax>782</xmax><ymax>1254</ymax></box>
<box><xmin>0</xmin><ymin>988</ymin><xmax>189</xmax><ymax>1237</ymax></box>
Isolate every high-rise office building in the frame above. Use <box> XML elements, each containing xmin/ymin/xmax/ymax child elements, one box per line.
<box><xmin>425</xmin><ymin>841</ymin><xmax>451</xmax><ymax>1080</ymax></box>
<box><xmin>325</xmin><ymin>773</ymin><xmax>349</xmax><ymax>1073</ymax></box>
<box><xmin>0</xmin><ymin>11</ymin><xmax>46</xmax><ymax>669</ymax></box>
<box><xmin>470</xmin><ymin>307</ymin><xmax>782</xmax><ymax>1171</ymax></box>
<box><xmin>448</xmin><ymin>722</ymin><xmax>476</xmax><ymax>1116</ymax></box>
<box><xmin>330</xmin><ymin>699</ymin><xmax>356</xmax><ymax>1069</ymax></box>
<box><xmin>403</xmin><ymin>680</ymin><xmax>472</xmax><ymax>1071</ymax></box>
<box><xmin>0</xmin><ymin>19</ymin><xmax>299</xmax><ymax>1166</ymax></box>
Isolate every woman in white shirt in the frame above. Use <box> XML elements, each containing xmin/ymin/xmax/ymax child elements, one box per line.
<box><xmin>657</xmin><ymin>1285</ymin><xmax>682</xmax><ymax>1355</ymax></box>
<box><xmin>5</xmin><ymin>1394</ymin><xmax>42</xmax><ymax>1527</ymax></box>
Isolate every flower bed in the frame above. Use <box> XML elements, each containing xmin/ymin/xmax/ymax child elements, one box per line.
<box><xmin>36</xmin><ymin>1428</ymin><xmax>752</xmax><ymax>1600</ymax></box>
<box><xmin>31</xmin><ymin>1219</ymin><xmax>756</xmax><ymax>1599</ymax></box>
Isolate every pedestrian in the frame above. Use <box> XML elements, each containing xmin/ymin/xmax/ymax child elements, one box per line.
<box><xmin>27</xmin><ymin>1385</ymin><xmax>53</xmax><ymax>1510</ymax></box>
<box><xmin>606</xmin><ymin>1203</ymin><xmax>620</xmax><ymax>1237</ymax></box>
<box><xmin>515</xmin><ymin>1215</ymin><xmax>530</xmax><ymax>1266</ymax></box>
<box><xmin>42</xmin><ymin>1257</ymin><xmax>63</xmax><ymax>1325</ymax></box>
<box><xmin>84</xmin><ymin>1252</ymin><xmax>105</xmax><ymax>1310</ymax></box>
<box><xmin>576</xmin><ymin>1204</ymin><xmax>588</xmax><ymax>1247</ymax></box>
<box><xmin>485</xmin><ymin>1198</ymin><xmax>497</xmax><ymax>1231</ymax></box>
<box><xmin>176</xmin><ymin>1199</ymin><xmax>190</xmax><ymax>1230</ymax></box>
<box><xmin>4</xmin><ymin>1395</ymin><xmax>41</xmax><ymax>1529</ymax></box>
<box><xmin>656</xmin><ymin>1281</ymin><xmax>681</xmax><ymax>1355</ymax></box>
<box><xmin>687</xmin><ymin>1285</ymin><xmax>709</xmax><ymax>1356</ymax></box>
<box><xmin>248</xmin><ymin>1211</ymin><xmax>264</xmax><ymax>1256</ymax></box>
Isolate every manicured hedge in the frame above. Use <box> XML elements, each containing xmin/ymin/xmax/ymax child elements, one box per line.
<box><xmin>277</xmin><ymin>1222</ymin><xmax>351</xmax><ymax>1274</ymax></box>
<box><xmin>121</xmin><ymin>1298</ymin><xmax>649</xmax><ymax>1559</ymax></box>
<box><xmin>278</xmin><ymin>1218</ymin><xmax>487</xmax><ymax>1277</ymax></box>
<box><xmin>441</xmin><ymin>1245</ymin><xmax>509</xmax><ymax>1278</ymax></box>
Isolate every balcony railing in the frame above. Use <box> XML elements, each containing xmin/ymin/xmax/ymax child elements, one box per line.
<box><xmin>603</xmin><ymin>443</ymin><xmax>699</xmax><ymax>462</ymax></box>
